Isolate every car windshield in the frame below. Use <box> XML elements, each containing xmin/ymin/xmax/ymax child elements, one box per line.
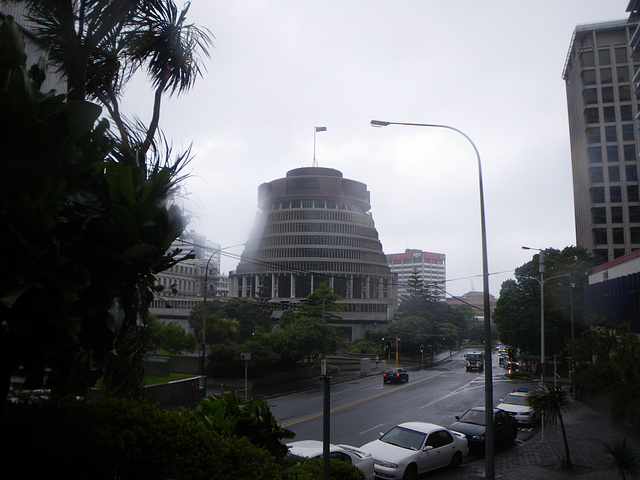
<box><xmin>458</xmin><ymin>409</ymin><xmax>485</xmax><ymax>426</ymax></box>
<box><xmin>380</xmin><ymin>426</ymin><xmax>426</xmax><ymax>451</ymax></box>
<box><xmin>467</xmin><ymin>354</ymin><xmax>482</xmax><ymax>361</ymax></box>
<box><xmin>503</xmin><ymin>394</ymin><xmax>527</xmax><ymax>405</ymax></box>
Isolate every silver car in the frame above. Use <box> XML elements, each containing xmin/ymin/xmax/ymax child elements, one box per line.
<box><xmin>361</xmin><ymin>421</ymin><xmax>468</xmax><ymax>480</ymax></box>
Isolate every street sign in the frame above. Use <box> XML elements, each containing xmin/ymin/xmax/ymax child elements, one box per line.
<box><xmin>240</xmin><ymin>353</ymin><xmax>251</xmax><ymax>361</ymax></box>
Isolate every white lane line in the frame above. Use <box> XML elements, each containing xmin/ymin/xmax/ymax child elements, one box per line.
<box><xmin>419</xmin><ymin>378</ymin><xmax>477</xmax><ymax>409</ymax></box>
<box><xmin>360</xmin><ymin>423</ymin><xmax>384</xmax><ymax>435</ymax></box>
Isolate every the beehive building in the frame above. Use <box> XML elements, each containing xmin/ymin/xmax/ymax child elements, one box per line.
<box><xmin>228</xmin><ymin>166</ymin><xmax>397</xmax><ymax>340</ymax></box>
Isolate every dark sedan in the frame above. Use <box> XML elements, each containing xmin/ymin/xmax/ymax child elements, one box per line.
<box><xmin>448</xmin><ymin>407</ymin><xmax>517</xmax><ymax>452</ymax></box>
<box><xmin>382</xmin><ymin>368</ymin><xmax>409</xmax><ymax>384</ymax></box>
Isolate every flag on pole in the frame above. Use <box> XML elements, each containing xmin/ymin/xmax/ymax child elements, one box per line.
<box><xmin>315</xmin><ymin>126</ymin><xmax>327</xmax><ymax>132</ymax></box>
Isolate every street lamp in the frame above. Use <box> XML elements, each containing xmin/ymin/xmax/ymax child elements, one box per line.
<box><xmin>522</xmin><ymin>246</ymin><xmax>545</xmax><ymax>385</ymax></box>
<box><xmin>371</xmin><ymin>119</ymin><xmax>495</xmax><ymax>477</ymax></box>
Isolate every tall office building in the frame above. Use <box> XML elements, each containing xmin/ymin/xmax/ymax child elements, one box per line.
<box><xmin>563</xmin><ymin>18</ymin><xmax>640</xmax><ymax>261</ymax></box>
<box><xmin>386</xmin><ymin>249</ymin><xmax>446</xmax><ymax>301</ymax></box>
<box><xmin>229</xmin><ymin>166</ymin><xmax>397</xmax><ymax>340</ymax></box>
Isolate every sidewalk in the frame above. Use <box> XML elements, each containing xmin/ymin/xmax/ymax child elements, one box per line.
<box><xmin>436</xmin><ymin>398</ymin><xmax>640</xmax><ymax>480</ymax></box>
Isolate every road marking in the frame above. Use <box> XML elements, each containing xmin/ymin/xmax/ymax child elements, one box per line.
<box><xmin>279</xmin><ymin>372</ymin><xmax>444</xmax><ymax>428</ymax></box>
<box><xmin>419</xmin><ymin>377</ymin><xmax>477</xmax><ymax>409</ymax></box>
<box><xmin>360</xmin><ymin>423</ymin><xmax>384</xmax><ymax>435</ymax></box>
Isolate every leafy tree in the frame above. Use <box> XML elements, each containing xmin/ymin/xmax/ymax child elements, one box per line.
<box><xmin>146</xmin><ymin>317</ymin><xmax>198</xmax><ymax>354</ymax></box>
<box><xmin>0</xmin><ymin>2</ymin><xmax>210</xmax><ymax>398</ymax></box>
<box><xmin>190</xmin><ymin>391</ymin><xmax>295</xmax><ymax>461</ymax></box>
<box><xmin>526</xmin><ymin>385</ymin><xmax>575</xmax><ymax>470</ymax></box>
<box><xmin>297</xmin><ymin>282</ymin><xmax>346</xmax><ymax>320</ymax></box>
<box><xmin>493</xmin><ymin>246</ymin><xmax>599</xmax><ymax>356</ymax></box>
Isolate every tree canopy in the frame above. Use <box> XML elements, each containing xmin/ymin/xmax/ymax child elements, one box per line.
<box><xmin>493</xmin><ymin>246</ymin><xmax>600</xmax><ymax>356</ymax></box>
<box><xmin>1</xmin><ymin>2</ymin><xmax>211</xmax><ymax>399</ymax></box>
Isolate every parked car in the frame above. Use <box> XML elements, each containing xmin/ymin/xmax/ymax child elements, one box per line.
<box><xmin>361</xmin><ymin>422</ymin><xmax>468</xmax><ymax>480</ymax></box>
<box><xmin>287</xmin><ymin>440</ymin><xmax>375</xmax><ymax>480</ymax></box>
<box><xmin>447</xmin><ymin>407</ymin><xmax>518</xmax><ymax>452</ymax></box>
<box><xmin>496</xmin><ymin>388</ymin><xmax>537</xmax><ymax>427</ymax></box>
<box><xmin>383</xmin><ymin>367</ymin><xmax>409</xmax><ymax>384</ymax></box>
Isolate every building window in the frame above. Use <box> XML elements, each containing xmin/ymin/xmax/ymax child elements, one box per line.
<box><xmin>591</xmin><ymin>187</ymin><xmax>605</xmax><ymax>203</ymax></box>
<box><xmin>581</xmin><ymin>50</ymin><xmax>595</xmax><ymax>67</ymax></box>
<box><xmin>605</xmin><ymin>126</ymin><xmax>617</xmax><ymax>142</ymax></box>
<box><xmin>586</xmin><ymin>127</ymin><xmax>601</xmax><ymax>144</ymax></box>
<box><xmin>612</xmin><ymin>228</ymin><xmax>624</xmax><ymax>244</ymax></box>
<box><xmin>585</xmin><ymin>108</ymin><xmax>599</xmax><ymax>124</ymax></box>
<box><xmin>629</xmin><ymin>206</ymin><xmax>640</xmax><ymax>222</ymax></box>
<box><xmin>626</xmin><ymin>165</ymin><xmax>638</xmax><ymax>182</ymax></box>
<box><xmin>607</xmin><ymin>145</ymin><xmax>619</xmax><ymax>162</ymax></box>
<box><xmin>617</xmin><ymin>66</ymin><xmax>630</xmax><ymax>83</ymax></box>
<box><xmin>603</xmin><ymin>106</ymin><xmax>616</xmax><ymax>123</ymax></box>
<box><xmin>622</xmin><ymin>124</ymin><xmax>635</xmax><ymax>142</ymax></box>
<box><xmin>610</xmin><ymin>186</ymin><xmax>622</xmax><ymax>202</ymax></box>
<box><xmin>590</xmin><ymin>167</ymin><xmax>604</xmax><ymax>183</ymax></box>
<box><xmin>615</xmin><ymin>46</ymin><xmax>628</xmax><ymax>64</ymax></box>
<box><xmin>628</xmin><ymin>185</ymin><xmax>640</xmax><ymax>202</ymax></box>
<box><xmin>620</xmin><ymin>104</ymin><xmax>633</xmax><ymax>121</ymax></box>
<box><xmin>582</xmin><ymin>70</ymin><xmax>597</xmax><ymax>86</ymax></box>
<box><xmin>608</xmin><ymin>166</ymin><xmax>620</xmax><ymax>182</ymax></box>
<box><xmin>600</xmin><ymin>68</ymin><xmax>612</xmax><ymax>84</ymax></box>
<box><xmin>593</xmin><ymin>228</ymin><xmax>608</xmax><ymax>244</ymax></box>
<box><xmin>601</xmin><ymin>86</ymin><xmax>614</xmax><ymax>102</ymax></box>
<box><xmin>619</xmin><ymin>85</ymin><xmax>631</xmax><ymax>101</ymax></box>
<box><xmin>592</xmin><ymin>207</ymin><xmax>606</xmax><ymax>223</ymax></box>
<box><xmin>624</xmin><ymin>144</ymin><xmax>636</xmax><ymax>161</ymax></box>
<box><xmin>588</xmin><ymin>147</ymin><xmax>602</xmax><ymax>163</ymax></box>
<box><xmin>599</xmin><ymin>49</ymin><xmax>611</xmax><ymax>65</ymax></box>
<box><xmin>583</xmin><ymin>88</ymin><xmax>598</xmax><ymax>104</ymax></box>
<box><xmin>611</xmin><ymin>206</ymin><xmax>623</xmax><ymax>223</ymax></box>
<box><xmin>631</xmin><ymin>227</ymin><xmax>640</xmax><ymax>243</ymax></box>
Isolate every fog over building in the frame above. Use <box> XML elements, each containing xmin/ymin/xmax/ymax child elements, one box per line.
<box><xmin>229</xmin><ymin>166</ymin><xmax>397</xmax><ymax>340</ymax></box>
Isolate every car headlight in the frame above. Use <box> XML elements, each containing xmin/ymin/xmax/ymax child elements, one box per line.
<box><xmin>374</xmin><ymin>460</ymin><xmax>399</xmax><ymax>468</ymax></box>
<box><xmin>471</xmin><ymin>435</ymin><xmax>485</xmax><ymax>441</ymax></box>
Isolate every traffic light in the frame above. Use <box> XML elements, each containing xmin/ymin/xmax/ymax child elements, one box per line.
<box><xmin>420</xmin><ymin>344</ymin><xmax>424</xmax><ymax>353</ymax></box>
<box><xmin>385</xmin><ymin>340</ymin><xmax>391</xmax><ymax>350</ymax></box>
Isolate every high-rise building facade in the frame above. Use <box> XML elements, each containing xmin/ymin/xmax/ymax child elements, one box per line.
<box><xmin>386</xmin><ymin>249</ymin><xmax>446</xmax><ymax>301</ymax></box>
<box><xmin>563</xmin><ymin>19</ymin><xmax>640</xmax><ymax>261</ymax></box>
<box><xmin>229</xmin><ymin>167</ymin><xmax>397</xmax><ymax>340</ymax></box>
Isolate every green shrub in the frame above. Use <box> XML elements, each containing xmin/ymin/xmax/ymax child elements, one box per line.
<box><xmin>289</xmin><ymin>457</ymin><xmax>366</xmax><ymax>480</ymax></box>
<box><xmin>1</xmin><ymin>395</ymin><xmax>283</xmax><ymax>479</ymax></box>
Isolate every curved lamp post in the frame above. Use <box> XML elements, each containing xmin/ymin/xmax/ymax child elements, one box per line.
<box><xmin>371</xmin><ymin>120</ymin><xmax>494</xmax><ymax>477</ymax></box>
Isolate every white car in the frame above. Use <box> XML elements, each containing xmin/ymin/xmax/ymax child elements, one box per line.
<box><xmin>287</xmin><ymin>440</ymin><xmax>375</xmax><ymax>480</ymax></box>
<box><xmin>496</xmin><ymin>389</ymin><xmax>537</xmax><ymax>426</ymax></box>
<box><xmin>360</xmin><ymin>422</ymin><xmax>468</xmax><ymax>480</ymax></box>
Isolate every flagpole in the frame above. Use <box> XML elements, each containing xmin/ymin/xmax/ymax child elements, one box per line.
<box><xmin>313</xmin><ymin>127</ymin><xmax>317</xmax><ymax>166</ymax></box>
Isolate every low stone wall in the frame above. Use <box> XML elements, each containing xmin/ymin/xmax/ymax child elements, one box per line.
<box><xmin>142</xmin><ymin>376</ymin><xmax>206</xmax><ymax>409</ymax></box>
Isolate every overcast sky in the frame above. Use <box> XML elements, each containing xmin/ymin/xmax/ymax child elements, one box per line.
<box><xmin>124</xmin><ymin>1</ymin><xmax>631</xmax><ymax>298</ymax></box>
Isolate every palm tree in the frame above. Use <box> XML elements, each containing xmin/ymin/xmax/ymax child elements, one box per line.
<box><xmin>9</xmin><ymin>0</ymin><xmax>212</xmax><ymax>398</ymax></box>
<box><xmin>526</xmin><ymin>385</ymin><xmax>575</xmax><ymax>470</ymax></box>
<box><xmin>602</xmin><ymin>437</ymin><xmax>640</xmax><ymax>480</ymax></box>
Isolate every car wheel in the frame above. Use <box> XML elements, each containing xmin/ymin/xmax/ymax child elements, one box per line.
<box><xmin>449</xmin><ymin>451</ymin><xmax>463</xmax><ymax>469</ymax></box>
<box><xmin>509</xmin><ymin>431</ymin><xmax>517</xmax><ymax>445</ymax></box>
<box><xmin>402</xmin><ymin>463</ymin><xmax>418</xmax><ymax>480</ymax></box>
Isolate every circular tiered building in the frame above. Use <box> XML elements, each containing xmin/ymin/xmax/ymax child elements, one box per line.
<box><xmin>228</xmin><ymin>166</ymin><xmax>397</xmax><ymax>340</ymax></box>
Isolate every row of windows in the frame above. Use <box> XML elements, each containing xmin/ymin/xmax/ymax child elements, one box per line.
<box><xmin>343</xmin><ymin>303</ymin><xmax>389</xmax><ymax>313</ymax></box>
<box><xmin>588</xmin><ymin>165</ymin><xmax>639</xmax><ymax>183</ymax></box>
<box><xmin>584</xmin><ymin>104</ymin><xmax>635</xmax><ymax>124</ymax></box>
<box><xmin>580</xmin><ymin>46</ymin><xmax>630</xmax><ymax>68</ymax></box>
<box><xmin>587</xmin><ymin>145</ymin><xmax>637</xmax><ymax>163</ymax></box>
<box><xmin>264</xmin><ymin>222</ymin><xmax>378</xmax><ymax>237</ymax></box>
<box><xmin>590</xmin><ymin>185</ymin><xmax>640</xmax><ymax>203</ymax></box>
<box><xmin>266</xmin><ymin>208</ymin><xmax>373</xmax><ymax>227</ymax></box>
<box><xmin>583</xmin><ymin>84</ymin><xmax>637</xmax><ymax>106</ymax></box>
<box><xmin>236</xmin><ymin>260</ymin><xmax>393</xmax><ymax>276</ymax></box>
<box><xmin>266</xmin><ymin>199</ymin><xmax>367</xmax><ymax>213</ymax></box>
<box><xmin>592</xmin><ymin>205</ymin><xmax>640</xmax><ymax>224</ymax></box>
<box><xmin>390</xmin><ymin>258</ymin><xmax>445</xmax><ymax>265</ymax></box>
<box><xmin>581</xmin><ymin>66</ymin><xmax>634</xmax><ymax>86</ymax></box>
<box><xmin>251</xmin><ymin>247</ymin><xmax>388</xmax><ymax>263</ymax></box>
<box><xmin>585</xmin><ymin>124</ymin><xmax>636</xmax><ymax>144</ymax></box>
<box><xmin>593</xmin><ymin>226</ymin><xmax>640</xmax><ymax>245</ymax></box>
<box><xmin>258</xmin><ymin>234</ymin><xmax>383</xmax><ymax>251</ymax></box>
